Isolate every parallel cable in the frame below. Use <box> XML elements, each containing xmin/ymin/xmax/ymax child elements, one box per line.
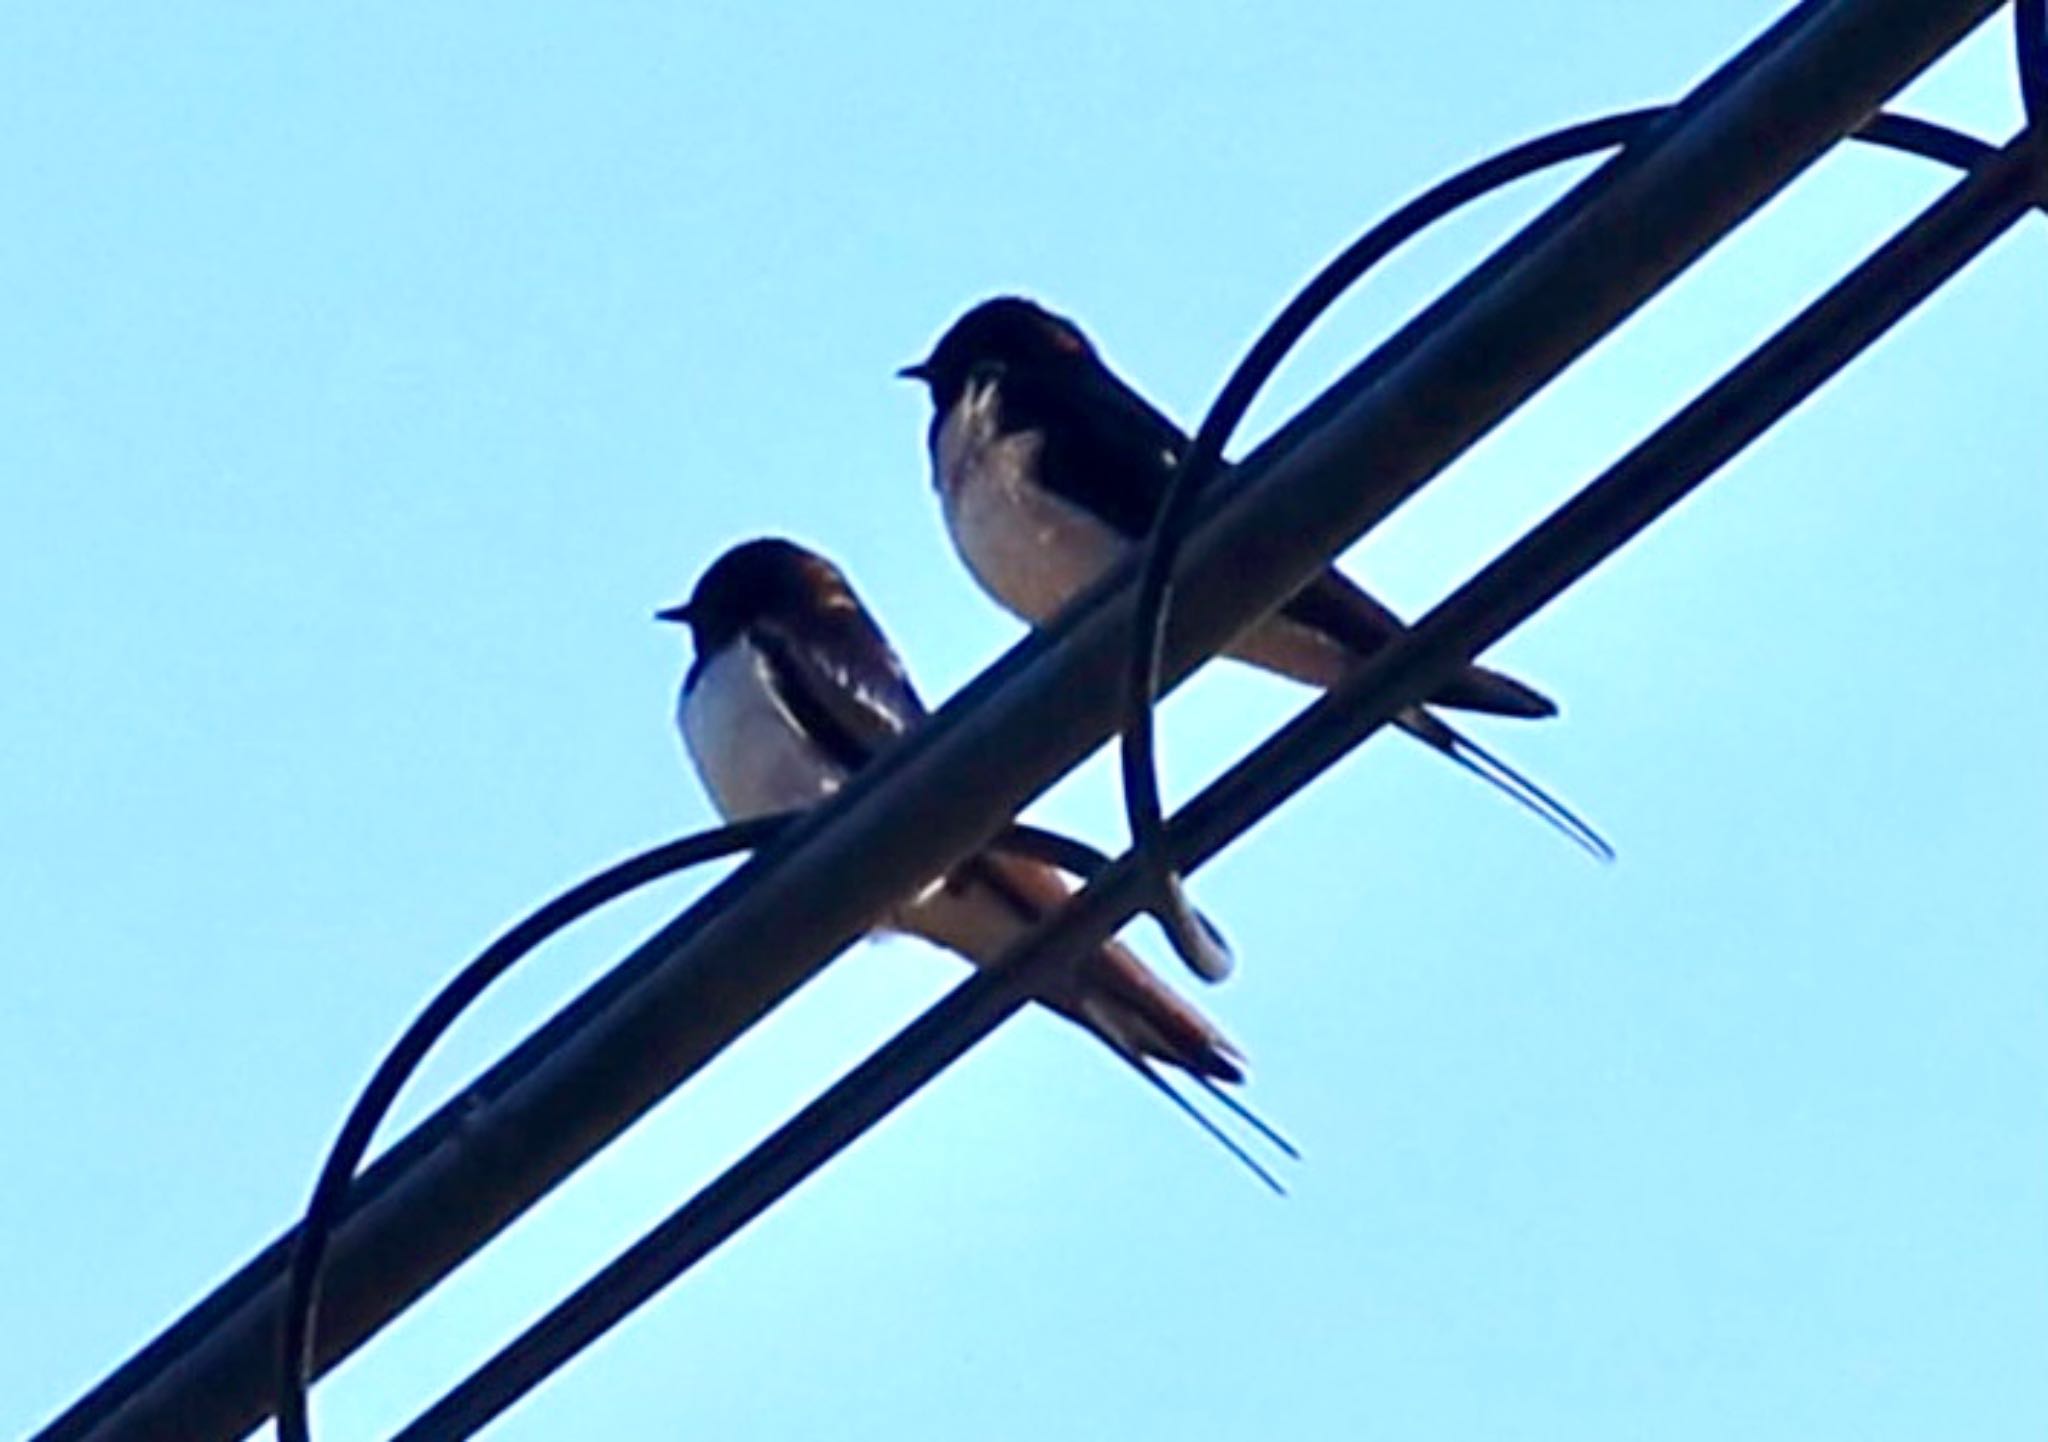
<box><xmin>1119</xmin><ymin>109</ymin><xmax>2005</xmax><ymax>974</ymax></box>
<box><xmin>30</xmin><ymin>9</ymin><xmax>2016</xmax><ymax>1440</ymax></box>
<box><xmin>276</xmin><ymin>820</ymin><xmax>1233</xmax><ymax>1441</ymax></box>
<box><xmin>2020</xmin><ymin>0</ymin><xmax>2047</xmax><ymax>125</ymax></box>
<box><xmin>400</xmin><ymin>115</ymin><xmax>2048</xmax><ymax>1442</ymax></box>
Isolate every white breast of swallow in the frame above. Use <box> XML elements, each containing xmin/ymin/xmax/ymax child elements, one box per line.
<box><xmin>679</xmin><ymin>639</ymin><xmax>844</xmax><ymax>821</ymax></box>
<box><xmin>933</xmin><ymin>376</ymin><xmax>1130</xmax><ymax>626</ymax></box>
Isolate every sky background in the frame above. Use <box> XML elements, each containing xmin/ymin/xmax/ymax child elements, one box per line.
<box><xmin>4</xmin><ymin>5</ymin><xmax>2044</xmax><ymax>1440</ymax></box>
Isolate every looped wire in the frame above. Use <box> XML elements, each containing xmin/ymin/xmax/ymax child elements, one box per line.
<box><xmin>281</xmin><ymin>87</ymin><xmax>2047</xmax><ymax>1438</ymax></box>
<box><xmin>1118</xmin><ymin>106</ymin><xmax>2024</xmax><ymax>979</ymax></box>
<box><xmin>2019</xmin><ymin>0</ymin><xmax>2046</xmax><ymax>128</ymax></box>
<box><xmin>275</xmin><ymin>814</ymin><xmax>1187</xmax><ymax>1442</ymax></box>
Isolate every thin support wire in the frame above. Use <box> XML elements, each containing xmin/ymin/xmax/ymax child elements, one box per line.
<box><xmin>276</xmin><ymin>819</ymin><xmax>1226</xmax><ymax>1442</ymax></box>
<box><xmin>275</xmin><ymin>818</ymin><xmax>788</xmax><ymax>1442</ymax></box>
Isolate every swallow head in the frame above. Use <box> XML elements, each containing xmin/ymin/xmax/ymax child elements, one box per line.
<box><xmin>660</xmin><ymin>537</ymin><xmax>857</xmax><ymax>657</ymax></box>
<box><xmin>898</xmin><ymin>296</ymin><xmax>1098</xmax><ymax>414</ymax></box>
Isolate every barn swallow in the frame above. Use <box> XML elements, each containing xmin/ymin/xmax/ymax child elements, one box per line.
<box><xmin>900</xmin><ymin>295</ymin><xmax>1611</xmax><ymax>860</ymax></box>
<box><xmin>658</xmin><ymin>538</ymin><xmax>1292</xmax><ymax>1184</ymax></box>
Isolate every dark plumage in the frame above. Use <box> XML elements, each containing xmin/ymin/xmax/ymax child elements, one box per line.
<box><xmin>902</xmin><ymin>296</ymin><xmax>1609</xmax><ymax>860</ymax></box>
<box><xmin>661</xmin><ymin>537</ymin><xmax>1248</xmax><ymax>1082</ymax></box>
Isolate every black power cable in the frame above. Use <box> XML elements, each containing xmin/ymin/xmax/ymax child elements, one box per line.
<box><xmin>2020</xmin><ymin>0</ymin><xmax>2047</xmax><ymax>125</ymax></box>
<box><xmin>33</xmin><ymin>8</ymin><xmax>2018</xmax><ymax>1440</ymax></box>
<box><xmin>1117</xmin><ymin>110</ymin><xmax>2015</xmax><ymax>975</ymax></box>
<box><xmin>275</xmin><ymin>818</ymin><xmax>1235</xmax><ymax>1442</ymax></box>
<box><xmin>399</xmin><ymin>103</ymin><xmax>2048</xmax><ymax>1442</ymax></box>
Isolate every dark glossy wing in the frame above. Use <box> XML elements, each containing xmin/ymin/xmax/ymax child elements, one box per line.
<box><xmin>994</xmin><ymin>355</ymin><xmax>1190</xmax><ymax>540</ymax></box>
<box><xmin>1279</xmin><ymin>569</ymin><xmax>1410</xmax><ymax>657</ymax></box>
<box><xmin>751</xmin><ymin>610</ymin><xmax>929</xmax><ymax>773</ymax></box>
<box><xmin>1000</xmin><ymin>347</ymin><xmax>1556</xmax><ymax>720</ymax></box>
<box><xmin>997</xmin><ymin>353</ymin><xmax>1410</xmax><ymax>650</ymax></box>
<box><xmin>1284</xmin><ymin>569</ymin><xmax>1557</xmax><ymax>717</ymax></box>
<box><xmin>951</xmin><ymin>851</ymin><xmax>1245</xmax><ymax>1083</ymax></box>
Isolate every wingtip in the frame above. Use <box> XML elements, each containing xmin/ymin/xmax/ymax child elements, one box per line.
<box><xmin>1448</xmin><ymin>664</ymin><xmax>1559</xmax><ymax>720</ymax></box>
<box><xmin>1200</xmin><ymin>1046</ymin><xmax>1246</xmax><ymax>1087</ymax></box>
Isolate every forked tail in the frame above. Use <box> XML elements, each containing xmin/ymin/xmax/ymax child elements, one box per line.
<box><xmin>1113</xmin><ymin>1047</ymin><xmax>1299</xmax><ymax>1196</ymax></box>
<box><xmin>1398</xmin><ymin>707</ymin><xmax>1614</xmax><ymax>862</ymax></box>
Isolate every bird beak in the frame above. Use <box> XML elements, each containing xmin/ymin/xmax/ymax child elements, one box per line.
<box><xmin>896</xmin><ymin>360</ymin><xmax>931</xmax><ymax>383</ymax></box>
<box><xmin>654</xmin><ymin>602</ymin><xmax>693</xmax><ymax>626</ymax></box>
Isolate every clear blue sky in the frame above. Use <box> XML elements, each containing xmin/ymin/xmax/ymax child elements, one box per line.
<box><xmin>4</xmin><ymin>6</ymin><xmax>2043</xmax><ymax>1439</ymax></box>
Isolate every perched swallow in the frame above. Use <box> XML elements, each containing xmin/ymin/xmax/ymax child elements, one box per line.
<box><xmin>659</xmin><ymin>537</ymin><xmax>1252</xmax><ymax>1087</ymax></box>
<box><xmin>901</xmin><ymin>295</ymin><xmax>1611</xmax><ymax>859</ymax></box>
